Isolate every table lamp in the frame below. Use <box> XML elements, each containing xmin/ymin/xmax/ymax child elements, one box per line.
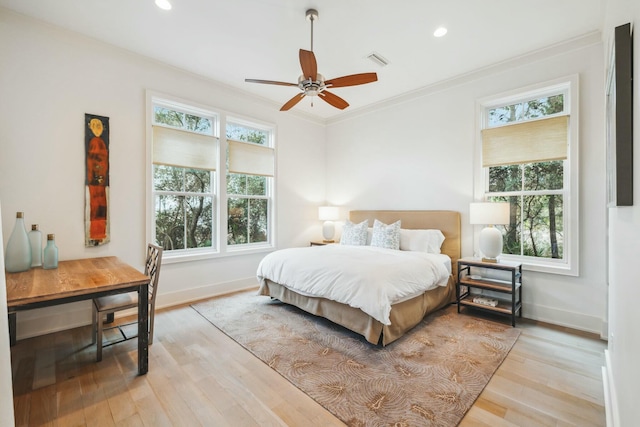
<box><xmin>318</xmin><ymin>206</ymin><xmax>340</xmax><ymax>243</ymax></box>
<box><xmin>469</xmin><ymin>202</ymin><xmax>510</xmax><ymax>262</ymax></box>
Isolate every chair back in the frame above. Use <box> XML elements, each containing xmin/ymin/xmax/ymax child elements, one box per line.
<box><xmin>144</xmin><ymin>244</ymin><xmax>163</xmax><ymax>304</ymax></box>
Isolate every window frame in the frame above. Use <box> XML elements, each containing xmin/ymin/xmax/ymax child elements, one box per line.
<box><xmin>146</xmin><ymin>91</ymin><xmax>276</xmax><ymax>264</ymax></box>
<box><xmin>474</xmin><ymin>75</ymin><xmax>579</xmax><ymax>276</ymax></box>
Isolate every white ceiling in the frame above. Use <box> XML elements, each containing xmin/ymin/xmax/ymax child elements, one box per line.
<box><xmin>0</xmin><ymin>0</ymin><xmax>605</xmax><ymax>120</ymax></box>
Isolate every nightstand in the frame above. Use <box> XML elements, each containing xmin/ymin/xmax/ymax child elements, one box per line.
<box><xmin>457</xmin><ymin>257</ymin><xmax>522</xmax><ymax>326</ymax></box>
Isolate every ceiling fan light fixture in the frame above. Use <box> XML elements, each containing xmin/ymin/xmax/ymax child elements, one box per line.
<box><xmin>306</xmin><ymin>88</ymin><xmax>320</xmax><ymax>96</ymax></box>
<box><xmin>298</xmin><ymin>73</ymin><xmax>325</xmax><ymax>96</ymax></box>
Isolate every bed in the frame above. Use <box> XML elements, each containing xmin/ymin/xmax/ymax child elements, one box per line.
<box><xmin>257</xmin><ymin>210</ymin><xmax>461</xmax><ymax>345</ymax></box>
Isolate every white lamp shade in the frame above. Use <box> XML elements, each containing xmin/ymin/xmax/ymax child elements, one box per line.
<box><xmin>469</xmin><ymin>202</ymin><xmax>510</xmax><ymax>225</ymax></box>
<box><xmin>318</xmin><ymin>206</ymin><xmax>340</xmax><ymax>221</ymax></box>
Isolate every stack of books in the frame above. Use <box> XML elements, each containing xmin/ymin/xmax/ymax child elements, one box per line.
<box><xmin>472</xmin><ymin>296</ymin><xmax>498</xmax><ymax>307</ymax></box>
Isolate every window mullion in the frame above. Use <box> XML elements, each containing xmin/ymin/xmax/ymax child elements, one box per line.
<box><xmin>517</xmin><ymin>163</ymin><xmax>525</xmax><ymax>258</ymax></box>
<box><xmin>226</xmin><ymin>194</ymin><xmax>269</xmax><ymax>200</ymax></box>
<box><xmin>219</xmin><ymin>115</ymin><xmax>228</xmax><ymax>253</ymax></box>
<box><xmin>155</xmin><ymin>190</ymin><xmax>214</xmax><ymax>197</ymax></box>
<box><xmin>519</xmin><ymin>194</ymin><xmax>524</xmax><ymax>256</ymax></box>
<box><xmin>182</xmin><ymin>195</ymin><xmax>188</xmax><ymax>250</ymax></box>
<box><xmin>247</xmin><ymin>198</ymin><xmax>252</xmax><ymax>244</ymax></box>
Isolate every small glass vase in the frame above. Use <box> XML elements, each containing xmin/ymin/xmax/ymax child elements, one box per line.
<box><xmin>28</xmin><ymin>224</ymin><xmax>43</xmax><ymax>268</ymax></box>
<box><xmin>43</xmin><ymin>234</ymin><xmax>58</xmax><ymax>270</ymax></box>
<box><xmin>5</xmin><ymin>212</ymin><xmax>32</xmax><ymax>273</ymax></box>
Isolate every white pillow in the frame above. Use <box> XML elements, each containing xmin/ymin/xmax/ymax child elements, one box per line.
<box><xmin>370</xmin><ymin>219</ymin><xmax>401</xmax><ymax>250</ymax></box>
<box><xmin>340</xmin><ymin>220</ymin><xmax>368</xmax><ymax>246</ymax></box>
<box><xmin>399</xmin><ymin>229</ymin><xmax>445</xmax><ymax>254</ymax></box>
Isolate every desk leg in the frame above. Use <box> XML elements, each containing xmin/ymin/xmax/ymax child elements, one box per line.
<box><xmin>8</xmin><ymin>313</ymin><xmax>16</xmax><ymax>347</ymax></box>
<box><xmin>138</xmin><ymin>283</ymin><xmax>149</xmax><ymax>375</ymax></box>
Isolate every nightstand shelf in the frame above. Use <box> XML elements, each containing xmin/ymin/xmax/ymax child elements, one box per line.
<box><xmin>457</xmin><ymin>258</ymin><xmax>522</xmax><ymax>326</ymax></box>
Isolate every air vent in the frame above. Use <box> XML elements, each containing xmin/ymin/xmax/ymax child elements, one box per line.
<box><xmin>366</xmin><ymin>52</ymin><xmax>390</xmax><ymax>67</ymax></box>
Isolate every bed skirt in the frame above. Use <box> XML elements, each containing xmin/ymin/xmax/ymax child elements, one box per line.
<box><xmin>258</xmin><ymin>275</ymin><xmax>456</xmax><ymax>346</ymax></box>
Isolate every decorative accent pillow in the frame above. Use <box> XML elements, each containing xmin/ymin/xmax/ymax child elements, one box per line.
<box><xmin>370</xmin><ymin>219</ymin><xmax>401</xmax><ymax>250</ymax></box>
<box><xmin>340</xmin><ymin>220</ymin><xmax>368</xmax><ymax>246</ymax></box>
<box><xmin>399</xmin><ymin>229</ymin><xmax>445</xmax><ymax>253</ymax></box>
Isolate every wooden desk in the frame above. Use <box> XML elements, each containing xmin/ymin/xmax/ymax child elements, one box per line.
<box><xmin>5</xmin><ymin>256</ymin><xmax>151</xmax><ymax>375</ymax></box>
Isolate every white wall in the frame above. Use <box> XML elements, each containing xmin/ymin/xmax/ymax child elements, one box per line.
<box><xmin>603</xmin><ymin>2</ymin><xmax>640</xmax><ymax>425</ymax></box>
<box><xmin>0</xmin><ymin>9</ymin><xmax>327</xmax><ymax>339</ymax></box>
<box><xmin>326</xmin><ymin>35</ymin><xmax>608</xmax><ymax>334</ymax></box>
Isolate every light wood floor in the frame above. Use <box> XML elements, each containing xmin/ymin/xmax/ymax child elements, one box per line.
<box><xmin>10</xmin><ymin>300</ymin><xmax>607</xmax><ymax>426</ymax></box>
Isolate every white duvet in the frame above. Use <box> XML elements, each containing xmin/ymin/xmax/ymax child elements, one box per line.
<box><xmin>256</xmin><ymin>245</ymin><xmax>450</xmax><ymax>325</ymax></box>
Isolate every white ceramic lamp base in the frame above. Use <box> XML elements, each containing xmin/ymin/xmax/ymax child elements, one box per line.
<box><xmin>322</xmin><ymin>221</ymin><xmax>335</xmax><ymax>243</ymax></box>
<box><xmin>479</xmin><ymin>226</ymin><xmax>503</xmax><ymax>261</ymax></box>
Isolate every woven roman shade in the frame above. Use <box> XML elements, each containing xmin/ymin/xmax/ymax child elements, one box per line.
<box><xmin>152</xmin><ymin>125</ymin><xmax>217</xmax><ymax>170</ymax></box>
<box><xmin>228</xmin><ymin>139</ymin><xmax>275</xmax><ymax>177</ymax></box>
<box><xmin>481</xmin><ymin>115</ymin><xmax>569</xmax><ymax>167</ymax></box>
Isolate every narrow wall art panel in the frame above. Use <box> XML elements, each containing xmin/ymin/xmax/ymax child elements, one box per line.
<box><xmin>85</xmin><ymin>113</ymin><xmax>110</xmax><ymax>246</ymax></box>
<box><xmin>606</xmin><ymin>23</ymin><xmax>634</xmax><ymax>207</ymax></box>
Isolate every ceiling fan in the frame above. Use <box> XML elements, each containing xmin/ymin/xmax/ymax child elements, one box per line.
<box><xmin>245</xmin><ymin>9</ymin><xmax>378</xmax><ymax>111</ymax></box>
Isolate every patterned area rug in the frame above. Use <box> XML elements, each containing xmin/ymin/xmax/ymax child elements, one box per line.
<box><xmin>191</xmin><ymin>292</ymin><xmax>520</xmax><ymax>427</ymax></box>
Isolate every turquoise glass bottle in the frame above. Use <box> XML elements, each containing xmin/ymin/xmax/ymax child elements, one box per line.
<box><xmin>43</xmin><ymin>234</ymin><xmax>58</xmax><ymax>270</ymax></box>
<box><xmin>5</xmin><ymin>212</ymin><xmax>32</xmax><ymax>273</ymax></box>
<box><xmin>28</xmin><ymin>224</ymin><xmax>43</xmax><ymax>268</ymax></box>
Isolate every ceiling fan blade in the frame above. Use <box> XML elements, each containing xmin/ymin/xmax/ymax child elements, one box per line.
<box><xmin>299</xmin><ymin>49</ymin><xmax>317</xmax><ymax>81</ymax></box>
<box><xmin>325</xmin><ymin>72</ymin><xmax>378</xmax><ymax>88</ymax></box>
<box><xmin>318</xmin><ymin>90</ymin><xmax>349</xmax><ymax>110</ymax></box>
<box><xmin>245</xmin><ymin>79</ymin><xmax>298</xmax><ymax>87</ymax></box>
<box><xmin>280</xmin><ymin>93</ymin><xmax>306</xmax><ymax>111</ymax></box>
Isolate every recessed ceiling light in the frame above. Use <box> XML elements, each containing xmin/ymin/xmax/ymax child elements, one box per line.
<box><xmin>155</xmin><ymin>0</ymin><xmax>172</xmax><ymax>10</ymax></box>
<box><xmin>434</xmin><ymin>27</ymin><xmax>447</xmax><ymax>38</ymax></box>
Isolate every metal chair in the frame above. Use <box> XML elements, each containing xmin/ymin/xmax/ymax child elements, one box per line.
<box><xmin>92</xmin><ymin>243</ymin><xmax>163</xmax><ymax>361</ymax></box>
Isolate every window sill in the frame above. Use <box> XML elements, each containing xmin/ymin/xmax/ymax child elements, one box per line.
<box><xmin>162</xmin><ymin>245</ymin><xmax>276</xmax><ymax>265</ymax></box>
<box><xmin>497</xmin><ymin>254</ymin><xmax>578</xmax><ymax>276</ymax></box>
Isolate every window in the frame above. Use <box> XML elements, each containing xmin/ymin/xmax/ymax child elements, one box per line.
<box><xmin>152</xmin><ymin>104</ymin><xmax>217</xmax><ymax>252</ymax></box>
<box><xmin>226</xmin><ymin>120</ymin><xmax>274</xmax><ymax>247</ymax></box>
<box><xmin>477</xmin><ymin>77</ymin><xmax>578</xmax><ymax>275</ymax></box>
<box><xmin>148</xmin><ymin>93</ymin><xmax>275</xmax><ymax>261</ymax></box>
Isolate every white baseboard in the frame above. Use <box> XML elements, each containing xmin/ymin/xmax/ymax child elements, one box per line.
<box><xmin>602</xmin><ymin>349</ymin><xmax>619</xmax><ymax>427</ymax></box>
<box><xmin>601</xmin><ymin>319</ymin><xmax>609</xmax><ymax>341</ymax></box>
<box><xmin>15</xmin><ymin>281</ymin><xmax>605</xmax><ymax>340</ymax></box>
<box><xmin>155</xmin><ymin>277</ymin><xmax>257</xmax><ymax>309</ymax></box>
<box><xmin>14</xmin><ymin>277</ymin><xmax>257</xmax><ymax>340</ymax></box>
<box><xmin>521</xmin><ymin>302</ymin><xmax>604</xmax><ymax>336</ymax></box>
